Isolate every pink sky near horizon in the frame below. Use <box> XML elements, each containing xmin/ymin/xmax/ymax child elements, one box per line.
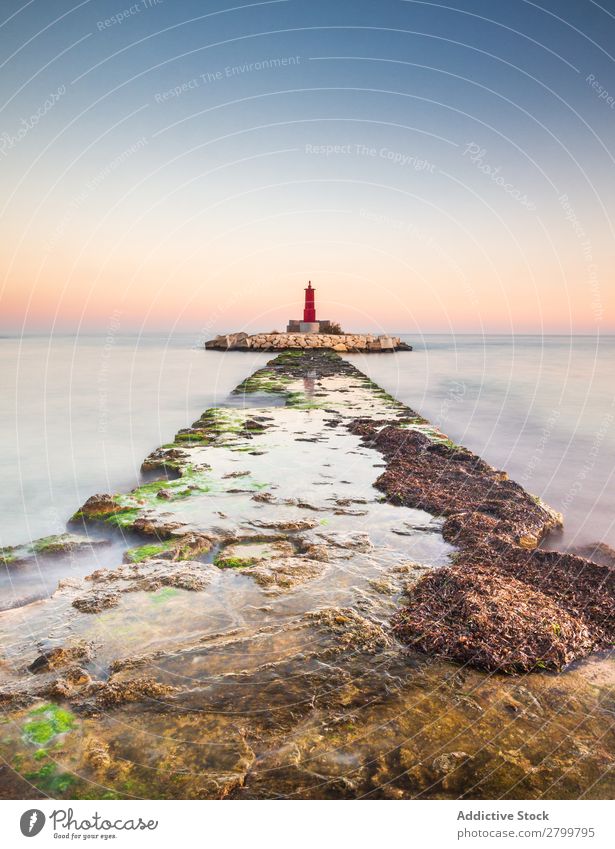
<box><xmin>0</xmin><ymin>163</ymin><xmax>615</xmax><ymax>333</ymax></box>
<box><xmin>2</xmin><ymin>209</ymin><xmax>612</xmax><ymax>334</ymax></box>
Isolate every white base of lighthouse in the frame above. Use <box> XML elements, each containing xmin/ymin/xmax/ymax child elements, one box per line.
<box><xmin>286</xmin><ymin>319</ymin><xmax>333</xmax><ymax>333</ymax></box>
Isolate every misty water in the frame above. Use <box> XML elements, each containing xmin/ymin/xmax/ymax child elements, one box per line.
<box><xmin>1</xmin><ymin>333</ymin><xmax>613</xmax><ymax>554</ymax></box>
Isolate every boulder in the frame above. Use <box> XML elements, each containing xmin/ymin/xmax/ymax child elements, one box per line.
<box><xmin>377</xmin><ymin>335</ymin><xmax>395</xmax><ymax>350</ymax></box>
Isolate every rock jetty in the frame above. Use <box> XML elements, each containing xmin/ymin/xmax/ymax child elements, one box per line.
<box><xmin>0</xmin><ymin>349</ymin><xmax>612</xmax><ymax>802</ymax></box>
<box><xmin>205</xmin><ymin>331</ymin><xmax>412</xmax><ymax>352</ymax></box>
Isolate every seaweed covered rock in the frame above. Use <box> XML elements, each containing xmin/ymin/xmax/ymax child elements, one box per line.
<box><xmin>392</xmin><ymin>565</ymin><xmax>594</xmax><ymax>673</ymax></box>
<box><xmin>347</xmin><ymin>416</ymin><xmax>614</xmax><ymax>672</ymax></box>
<box><xmin>478</xmin><ymin>541</ymin><xmax>615</xmax><ymax>640</ymax></box>
<box><xmin>359</xmin><ymin>424</ymin><xmax>562</xmax><ymax>548</ymax></box>
<box><xmin>307</xmin><ymin>607</ymin><xmax>390</xmax><ymax>653</ymax></box>
<box><xmin>28</xmin><ymin>641</ymin><xmax>94</xmax><ymax>673</ymax></box>
<box><xmin>1</xmin><ymin>533</ymin><xmax>109</xmax><ymax>567</ymax></box>
<box><xmin>123</xmin><ymin>533</ymin><xmax>214</xmax><ymax>564</ymax></box>
<box><xmin>72</xmin><ymin>493</ymin><xmax>124</xmax><ymax>521</ymax></box>
<box><xmin>141</xmin><ymin>445</ymin><xmax>189</xmax><ymax>474</ymax></box>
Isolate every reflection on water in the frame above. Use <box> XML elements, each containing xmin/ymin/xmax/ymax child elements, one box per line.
<box><xmin>303</xmin><ymin>373</ymin><xmax>316</xmax><ymax>396</ymax></box>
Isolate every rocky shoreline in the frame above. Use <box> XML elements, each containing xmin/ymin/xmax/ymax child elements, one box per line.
<box><xmin>205</xmin><ymin>331</ymin><xmax>412</xmax><ymax>352</ymax></box>
<box><xmin>0</xmin><ymin>349</ymin><xmax>613</xmax><ymax>800</ymax></box>
<box><xmin>349</xmin><ymin>419</ymin><xmax>614</xmax><ymax>672</ymax></box>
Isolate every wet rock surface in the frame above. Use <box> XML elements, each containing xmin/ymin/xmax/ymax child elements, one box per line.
<box><xmin>1</xmin><ymin>533</ymin><xmax>110</xmax><ymax>567</ymax></box>
<box><xmin>28</xmin><ymin>641</ymin><xmax>94</xmax><ymax>674</ymax></box>
<box><xmin>72</xmin><ymin>559</ymin><xmax>216</xmax><ymax>613</ymax></box>
<box><xmin>0</xmin><ymin>350</ymin><xmax>613</xmax><ymax>800</ymax></box>
<box><xmin>242</xmin><ymin>556</ymin><xmax>326</xmax><ymax>590</ymax></box>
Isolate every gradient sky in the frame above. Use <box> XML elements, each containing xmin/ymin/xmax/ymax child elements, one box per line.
<box><xmin>1</xmin><ymin>0</ymin><xmax>614</xmax><ymax>333</ymax></box>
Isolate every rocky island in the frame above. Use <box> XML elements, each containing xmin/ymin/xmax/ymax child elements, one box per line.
<box><xmin>205</xmin><ymin>330</ymin><xmax>412</xmax><ymax>352</ymax></box>
<box><xmin>205</xmin><ymin>282</ymin><xmax>412</xmax><ymax>352</ymax></box>
<box><xmin>0</xmin><ymin>349</ymin><xmax>613</xmax><ymax>800</ymax></box>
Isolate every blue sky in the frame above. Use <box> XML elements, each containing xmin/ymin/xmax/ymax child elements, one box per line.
<box><xmin>1</xmin><ymin>0</ymin><xmax>614</xmax><ymax>332</ymax></box>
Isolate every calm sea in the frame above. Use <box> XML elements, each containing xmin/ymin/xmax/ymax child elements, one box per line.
<box><xmin>1</xmin><ymin>334</ymin><xmax>613</xmax><ymax>551</ymax></box>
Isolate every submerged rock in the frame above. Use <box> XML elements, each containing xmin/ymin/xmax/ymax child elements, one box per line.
<box><xmin>250</xmin><ymin>518</ymin><xmax>319</xmax><ymax>532</ymax></box>
<box><xmin>89</xmin><ymin>676</ymin><xmax>175</xmax><ymax>709</ymax></box>
<box><xmin>28</xmin><ymin>641</ymin><xmax>94</xmax><ymax>673</ymax></box>
<box><xmin>300</xmin><ymin>543</ymin><xmax>330</xmax><ymax>561</ymax></box>
<box><xmin>0</xmin><ymin>666</ymin><xmax>92</xmax><ymax>708</ymax></box>
<box><xmin>242</xmin><ymin>556</ymin><xmax>326</xmax><ymax>590</ymax></box>
<box><xmin>214</xmin><ymin>539</ymin><xmax>295</xmax><ymax>569</ymax></box>
<box><xmin>317</xmin><ymin>531</ymin><xmax>373</xmax><ymax>551</ymax></box>
<box><xmin>572</xmin><ymin>541</ymin><xmax>615</xmax><ymax>568</ymax></box>
<box><xmin>307</xmin><ymin>607</ymin><xmax>390</xmax><ymax>652</ymax></box>
<box><xmin>431</xmin><ymin>751</ymin><xmax>474</xmax><ymax>792</ymax></box>
<box><xmin>72</xmin><ymin>559</ymin><xmax>215</xmax><ymax>612</ymax></box>
<box><xmin>83</xmin><ymin>736</ymin><xmax>111</xmax><ymax>772</ymax></box>
<box><xmin>72</xmin><ymin>591</ymin><xmax>121</xmax><ymax>614</ymax></box>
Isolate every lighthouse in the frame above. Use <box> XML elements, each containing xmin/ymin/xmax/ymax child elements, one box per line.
<box><xmin>286</xmin><ymin>280</ymin><xmax>331</xmax><ymax>333</ymax></box>
<box><xmin>303</xmin><ymin>281</ymin><xmax>316</xmax><ymax>323</ymax></box>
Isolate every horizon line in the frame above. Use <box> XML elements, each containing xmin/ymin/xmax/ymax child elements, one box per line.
<box><xmin>2</xmin><ymin>331</ymin><xmax>614</xmax><ymax>339</ymax></box>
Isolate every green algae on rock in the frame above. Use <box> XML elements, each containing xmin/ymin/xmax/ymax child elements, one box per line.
<box><xmin>23</xmin><ymin>703</ymin><xmax>76</xmax><ymax>746</ymax></box>
<box><xmin>1</xmin><ymin>533</ymin><xmax>109</xmax><ymax>567</ymax></box>
<box><xmin>214</xmin><ymin>539</ymin><xmax>295</xmax><ymax>569</ymax></box>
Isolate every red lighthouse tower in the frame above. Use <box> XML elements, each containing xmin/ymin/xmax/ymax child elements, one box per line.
<box><xmin>286</xmin><ymin>280</ymin><xmax>328</xmax><ymax>332</ymax></box>
<box><xmin>303</xmin><ymin>281</ymin><xmax>316</xmax><ymax>322</ymax></box>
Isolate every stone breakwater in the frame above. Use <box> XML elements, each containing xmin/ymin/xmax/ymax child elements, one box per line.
<box><xmin>205</xmin><ymin>331</ymin><xmax>412</xmax><ymax>352</ymax></box>
<box><xmin>0</xmin><ymin>349</ymin><xmax>613</xmax><ymax>801</ymax></box>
